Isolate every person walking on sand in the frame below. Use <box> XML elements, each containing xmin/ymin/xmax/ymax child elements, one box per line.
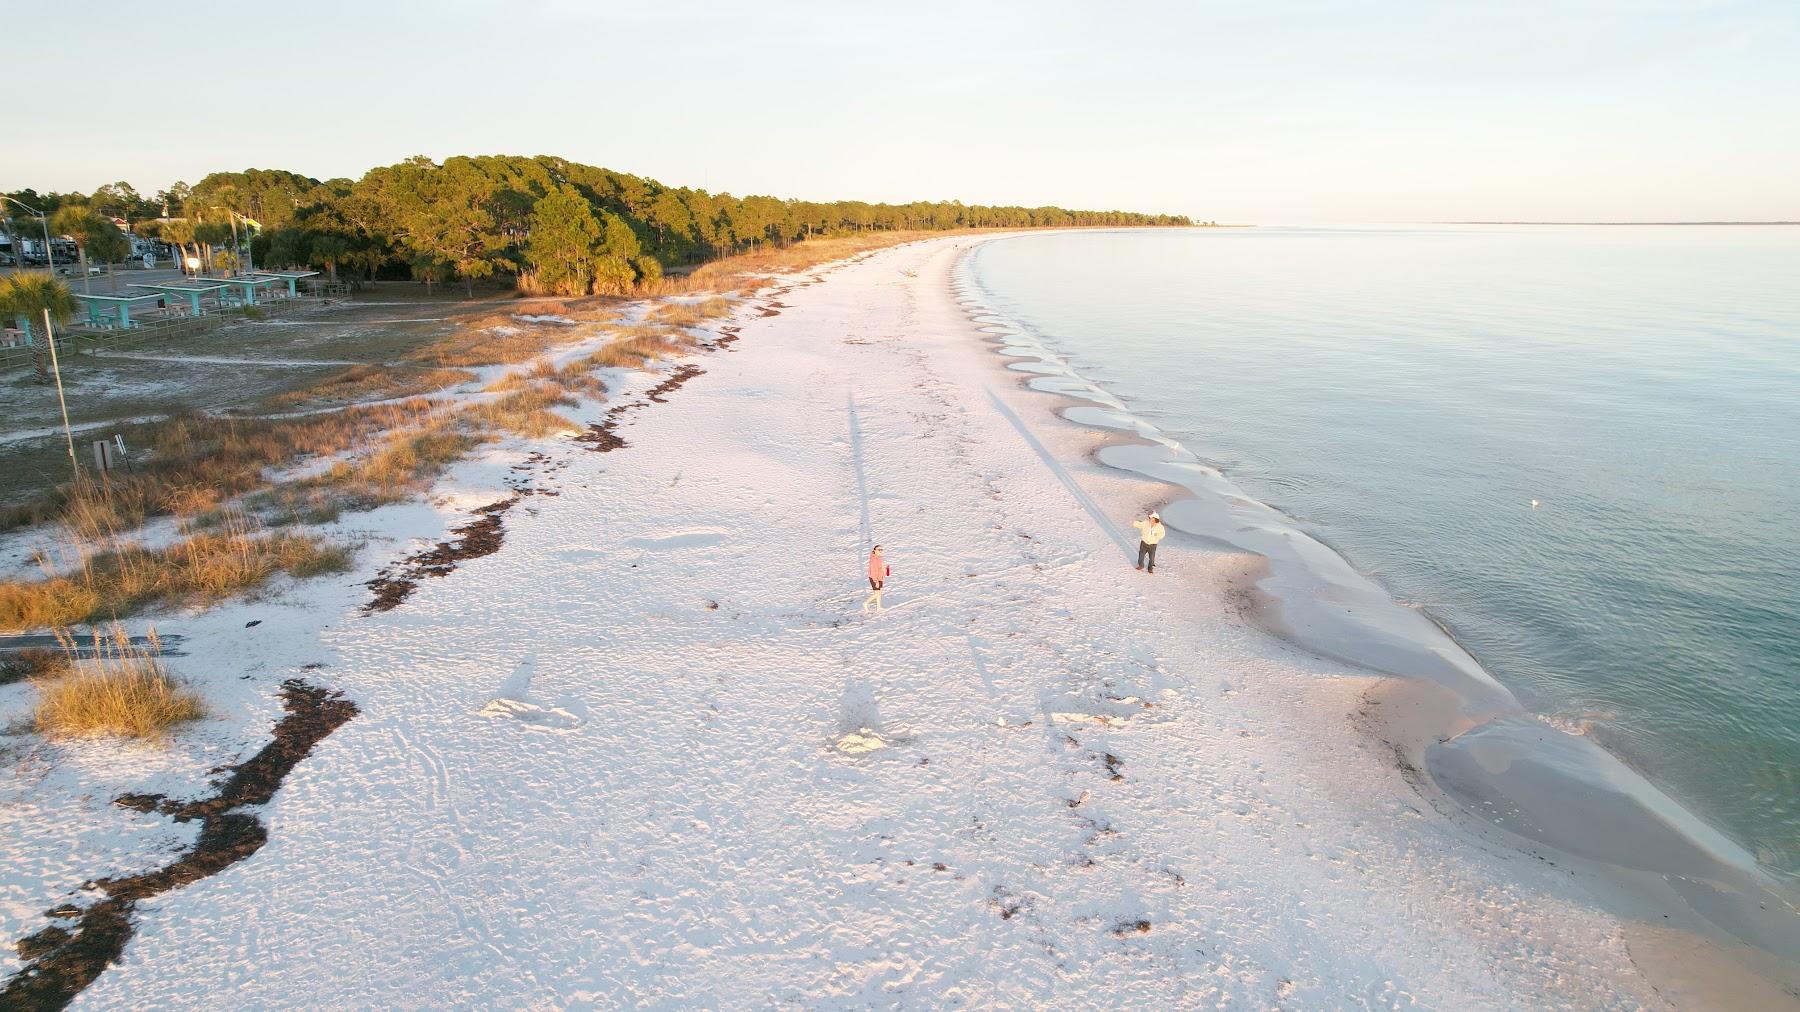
<box><xmin>1132</xmin><ymin>512</ymin><xmax>1166</xmax><ymax>574</ymax></box>
<box><xmin>863</xmin><ymin>545</ymin><xmax>891</xmax><ymax>613</ymax></box>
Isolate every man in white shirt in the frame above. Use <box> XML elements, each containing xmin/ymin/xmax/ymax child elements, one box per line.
<box><xmin>1132</xmin><ymin>512</ymin><xmax>1166</xmax><ymax>574</ymax></box>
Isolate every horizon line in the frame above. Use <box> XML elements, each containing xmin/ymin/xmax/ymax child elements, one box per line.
<box><xmin>1436</xmin><ymin>220</ymin><xmax>1800</xmax><ymax>226</ymax></box>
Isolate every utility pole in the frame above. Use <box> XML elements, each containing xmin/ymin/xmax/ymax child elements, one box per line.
<box><xmin>42</xmin><ymin>308</ymin><xmax>80</xmax><ymax>485</ymax></box>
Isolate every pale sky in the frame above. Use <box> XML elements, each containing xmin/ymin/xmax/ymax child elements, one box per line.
<box><xmin>6</xmin><ymin>0</ymin><xmax>1797</xmax><ymax>222</ymax></box>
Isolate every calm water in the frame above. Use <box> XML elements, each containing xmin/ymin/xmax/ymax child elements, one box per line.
<box><xmin>971</xmin><ymin>226</ymin><xmax>1800</xmax><ymax>875</ymax></box>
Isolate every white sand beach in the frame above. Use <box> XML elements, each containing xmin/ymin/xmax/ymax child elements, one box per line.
<box><xmin>3</xmin><ymin>235</ymin><xmax>1794</xmax><ymax>1007</ymax></box>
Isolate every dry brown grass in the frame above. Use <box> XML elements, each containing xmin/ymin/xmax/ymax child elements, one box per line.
<box><xmin>647</xmin><ymin>296</ymin><xmax>734</xmax><ymax>327</ymax></box>
<box><xmin>261</xmin><ymin>364</ymin><xmax>475</xmax><ymax>410</ymax></box>
<box><xmin>412</xmin><ymin>302</ymin><xmax>621</xmax><ymax>368</ymax></box>
<box><xmin>0</xmin><ymin>400</ymin><xmax>445</xmax><ymax>536</ymax></box>
<box><xmin>483</xmin><ymin>359</ymin><xmax>561</xmax><ymax>393</ymax></box>
<box><xmin>0</xmin><ymin>515</ymin><xmax>354</xmax><ymax>632</ymax></box>
<box><xmin>509</xmin><ymin>299</ymin><xmax>620</xmax><ymax>323</ymax></box>
<box><xmin>584</xmin><ymin>341</ymin><xmax>658</xmax><ymax>370</ymax></box>
<box><xmin>491</xmin><ymin>358</ymin><xmax>606</xmax><ymax>396</ymax></box>
<box><xmin>463</xmin><ymin>383</ymin><xmax>580</xmax><ymax>438</ymax></box>
<box><xmin>413</xmin><ymin>322</ymin><xmax>567</xmax><ymax>368</ymax></box>
<box><xmin>33</xmin><ymin>626</ymin><xmax>204</xmax><ymax>739</ymax></box>
<box><xmin>303</xmin><ymin>417</ymin><xmax>487</xmax><ymax>505</ymax></box>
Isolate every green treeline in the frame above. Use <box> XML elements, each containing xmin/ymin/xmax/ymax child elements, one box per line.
<box><xmin>4</xmin><ymin>156</ymin><xmax>1191</xmax><ymax>296</ymax></box>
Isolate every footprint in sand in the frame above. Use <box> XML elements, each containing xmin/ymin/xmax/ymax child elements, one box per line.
<box><xmin>832</xmin><ymin>680</ymin><xmax>914</xmax><ymax>755</ymax></box>
<box><xmin>1046</xmin><ymin>689</ymin><xmax>1158</xmax><ymax>728</ymax></box>
<box><xmin>477</xmin><ymin>697</ymin><xmax>584</xmax><ymax>733</ymax></box>
<box><xmin>477</xmin><ymin>655</ymin><xmax>586</xmax><ymax>734</ymax></box>
<box><xmin>834</xmin><ymin>727</ymin><xmax>888</xmax><ymax>755</ymax></box>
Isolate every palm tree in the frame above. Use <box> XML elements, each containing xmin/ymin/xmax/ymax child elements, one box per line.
<box><xmin>160</xmin><ymin>217</ymin><xmax>198</xmax><ymax>274</ymax></box>
<box><xmin>85</xmin><ymin>221</ymin><xmax>130</xmax><ymax>293</ymax></box>
<box><xmin>50</xmin><ymin>205</ymin><xmax>105</xmax><ymax>294</ymax></box>
<box><xmin>194</xmin><ymin>220</ymin><xmax>232</xmax><ymax>276</ymax></box>
<box><xmin>0</xmin><ymin>272</ymin><xmax>76</xmax><ymax>382</ymax></box>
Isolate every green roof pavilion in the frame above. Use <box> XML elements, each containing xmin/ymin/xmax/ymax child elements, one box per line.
<box><xmin>72</xmin><ymin>291</ymin><xmax>165</xmax><ymax>330</ymax></box>
<box><xmin>128</xmin><ymin>279</ymin><xmax>232</xmax><ymax>315</ymax></box>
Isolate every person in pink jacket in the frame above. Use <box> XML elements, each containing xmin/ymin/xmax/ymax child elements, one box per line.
<box><xmin>863</xmin><ymin>544</ymin><xmax>891</xmax><ymax>613</ymax></box>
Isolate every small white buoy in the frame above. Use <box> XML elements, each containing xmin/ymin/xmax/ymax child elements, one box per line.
<box><xmin>1530</xmin><ymin>499</ymin><xmax>1541</xmax><ymax>508</ymax></box>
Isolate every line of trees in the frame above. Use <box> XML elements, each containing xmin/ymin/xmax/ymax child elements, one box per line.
<box><xmin>7</xmin><ymin>155</ymin><xmax>1192</xmax><ymax>297</ymax></box>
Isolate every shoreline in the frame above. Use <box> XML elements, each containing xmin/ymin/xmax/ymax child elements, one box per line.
<box><xmin>2</xmin><ymin>234</ymin><xmax>1793</xmax><ymax>1004</ymax></box>
<box><xmin>951</xmin><ymin>235</ymin><xmax>1799</xmax><ymax>991</ymax></box>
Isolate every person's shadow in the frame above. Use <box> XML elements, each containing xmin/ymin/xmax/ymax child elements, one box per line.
<box><xmin>838</xmin><ymin>677</ymin><xmax>882</xmax><ymax>735</ymax></box>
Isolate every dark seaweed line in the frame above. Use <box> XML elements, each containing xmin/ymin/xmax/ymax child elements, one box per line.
<box><xmin>2</xmin><ymin>680</ymin><xmax>359</xmax><ymax>1010</ymax></box>
<box><xmin>577</xmin><ymin>362</ymin><xmax>707</xmax><ymax>452</ymax></box>
<box><xmin>363</xmin><ymin>495</ymin><xmax>523</xmax><ymax>613</ymax></box>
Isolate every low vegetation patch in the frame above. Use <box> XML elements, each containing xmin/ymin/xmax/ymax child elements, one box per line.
<box><xmin>285</xmin><ymin>417</ymin><xmax>487</xmax><ymax>510</ymax></box>
<box><xmin>464</xmin><ymin>384</ymin><xmax>580</xmax><ymax>438</ymax></box>
<box><xmin>32</xmin><ymin>627</ymin><xmax>204</xmax><ymax>740</ymax></box>
<box><xmin>486</xmin><ymin>358</ymin><xmax>607</xmax><ymax>398</ymax></box>
<box><xmin>0</xmin><ymin>518</ymin><xmax>352</xmax><ymax>632</ymax></box>
<box><xmin>410</xmin><ymin>304</ymin><xmax>616</xmax><ymax>367</ymax></box>
<box><xmin>35</xmin><ymin>665</ymin><xmax>203</xmax><ymax>739</ymax></box>
<box><xmin>261</xmin><ymin>364</ymin><xmax>474</xmax><ymax>410</ymax></box>
<box><xmin>647</xmin><ymin>296</ymin><xmax>733</xmax><ymax>327</ymax></box>
<box><xmin>583</xmin><ymin>325</ymin><xmax>692</xmax><ymax>370</ymax></box>
<box><xmin>0</xmin><ymin>400</ymin><xmax>443</xmax><ymax>536</ymax></box>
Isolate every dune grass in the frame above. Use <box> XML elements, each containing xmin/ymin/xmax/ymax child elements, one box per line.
<box><xmin>0</xmin><ymin>400</ymin><xmax>444</xmax><ymax>536</ymax></box>
<box><xmin>464</xmin><ymin>383</ymin><xmax>581</xmax><ymax>438</ymax></box>
<box><xmin>0</xmin><ymin>515</ymin><xmax>353</xmax><ymax>632</ymax></box>
<box><xmin>284</xmin><ymin>416</ymin><xmax>488</xmax><ymax>511</ymax></box>
<box><xmin>581</xmin><ymin>325</ymin><xmax>694</xmax><ymax>369</ymax></box>
<box><xmin>33</xmin><ymin>627</ymin><xmax>204</xmax><ymax>740</ymax></box>
<box><xmin>411</xmin><ymin>302</ymin><xmax>619</xmax><ymax>368</ymax></box>
<box><xmin>647</xmin><ymin>296</ymin><xmax>733</xmax><ymax>327</ymax></box>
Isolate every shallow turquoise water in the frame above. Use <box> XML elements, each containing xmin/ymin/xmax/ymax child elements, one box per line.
<box><xmin>971</xmin><ymin>225</ymin><xmax>1800</xmax><ymax>875</ymax></box>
